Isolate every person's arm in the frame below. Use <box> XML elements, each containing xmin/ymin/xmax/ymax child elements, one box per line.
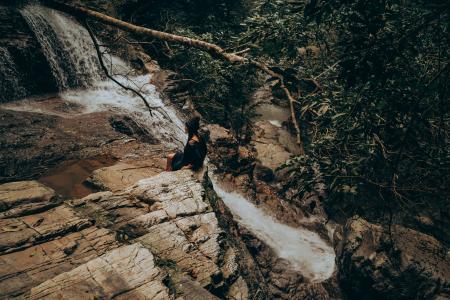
<box><xmin>188</xmin><ymin>136</ymin><xmax>203</xmax><ymax>170</ymax></box>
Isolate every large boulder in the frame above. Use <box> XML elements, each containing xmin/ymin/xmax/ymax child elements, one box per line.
<box><xmin>70</xmin><ymin>170</ymin><xmax>250</xmax><ymax>298</ymax></box>
<box><xmin>337</xmin><ymin>217</ymin><xmax>450</xmax><ymax>299</ymax></box>
<box><xmin>85</xmin><ymin>161</ymin><xmax>164</xmax><ymax>192</ymax></box>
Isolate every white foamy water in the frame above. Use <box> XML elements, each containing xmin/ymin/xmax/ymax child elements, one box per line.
<box><xmin>61</xmin><ymin>74</ymin><xmax>186</xmax><ymax>147</ymax></box>
<box><xmin>210</xmin><ymin>177</ymin><xmax>336</xmax><ymax>282</ymax></box>
<box><xmin>21</xmin><ymin>5</ymin><xmax>102</xmax><ymax>89</ymax></box>
<box><xmin>18</xmin><ymin>4</ymin><xmax>186</xmax><ymax>148</ymax></box>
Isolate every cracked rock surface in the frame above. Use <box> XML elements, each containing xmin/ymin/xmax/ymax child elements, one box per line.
<box><xmin>0</xmin><ymin>163</ymin><xmax>252</xmax><ymax>299</ymax></box>
<box><xmin>72</xmin><ymin>170</ymin><xmax>245</xmax><ymax>297</ymax></box>
<box><xmin>29</xmin><ymin>243</ymin><xmax>170</xmax><ymax>300</ymax></box>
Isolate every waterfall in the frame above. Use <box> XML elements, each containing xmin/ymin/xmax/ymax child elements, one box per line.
<box><xmin>20</xmin><ymin>5</ymin><xmax>102</xmax><ymax>90</ymax></box>
<box><xmin>15</xmin><ymin>4</ymin><xmax>186</xmax><ymax>147</ymax></box>
<box><xmin>0</xmin><ymin>47</ymin><xmax>27</xmax><ymax>103</ymax></box>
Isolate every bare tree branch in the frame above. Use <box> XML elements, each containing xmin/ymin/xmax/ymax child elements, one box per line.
<box><xmin>43</xmin><ymin>0</ymin><xmax>314</xmax><ymax>151</ymax></box>
<box><xmin>84</xmin><ymin>20</ymin><xmax>158</xmax><ymax>114</ymax></box>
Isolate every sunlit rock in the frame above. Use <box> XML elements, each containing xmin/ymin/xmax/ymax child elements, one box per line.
<box><xmin>29</xmin><ymin>243</ymin><xmax>170</xmax><ymax>300</ymax></box>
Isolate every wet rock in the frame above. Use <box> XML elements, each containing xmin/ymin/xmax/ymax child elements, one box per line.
<box><xmin>109</xmin><ymin>115</ymin><xmax>158</xmax><ymax>144</ymax></box>
<box><xmin>0</xmin><ymin>107</ymin><xmax>167</xmax><ymax>184</ymax></box>
<box><xmin>38</xmin><ymin>156</ymin><xmax>117</xmax><ymax>199</ymax></box>
<box><xmin>337</xmin><ymin>217</ymin><xmax>450</xmax><ymax>299</ymax></box>
<box><xmin>254</xmin><ymin>163</ymin><xmax>274</xmax><ymax>182</ymax></box>
<box><xmin>29</xmin><ymin>243</ymin><xmax>170</xmax><ymax>300</ymax></box>
<box><xmin>0</xmin><ymin>108</ymin><xmax>109</xmax><ymax>182</ymax></box>
<box><xmin>0</xmin><ymin>181</ymin><xmax>57</xmax><ymax>213</ymax></box>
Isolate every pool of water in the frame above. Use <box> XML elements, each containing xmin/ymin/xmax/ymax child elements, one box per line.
<box><xmin>38</xmin><ymin>155</ymin><xmax>116</xmax><ymax>199</ymax></box>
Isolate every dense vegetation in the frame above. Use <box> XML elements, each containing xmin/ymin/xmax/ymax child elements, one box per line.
<box><xmin>113</xmin><ymin>0</ymin><xmax>256</xmax><ymax>138</ymax></box>
<box><xmin>278</xmin><ymin>0</ymin><xmax>450</xmax><ymax>228</ymax></box>
<box><xmin>115</xmin><ymin>0</ymin><xmax>449</xmax><ymax>230</ymax></box>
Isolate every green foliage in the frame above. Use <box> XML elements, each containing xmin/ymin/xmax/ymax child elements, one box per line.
<box><xmin>116</xmin><ymin>0</ymin><xmax>256</xmax><ymax>138</ymax></box>
<box><xmin>117</xmin><ymin>0</ymin><xmax>449</xmax><ymax>222</ymax></box>
<box><xmin>282</xmin><ymin>0</ymin><xmax>450</xmax><ymax>220</ymax></box>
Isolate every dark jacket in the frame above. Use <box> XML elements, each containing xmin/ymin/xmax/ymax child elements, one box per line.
<box><xmin>171</xmin><ymin>134</ymin><xmax>207</xmax><ymax>171</ymax></box>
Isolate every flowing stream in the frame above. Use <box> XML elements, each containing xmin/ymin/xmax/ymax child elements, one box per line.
<box><xmin>18</xmin><ymin>4</ymin><xmax>186</xmax><ymax>147</ymax></box>
<box><xmin>12</xmin><ymin>4</ymin><xmax>335</xmax><ymax>284</ymax></box>
<box><xmin>210</xmin><ymin>175</ymin><xmax>336</xmax><ymax>282</ymax></box>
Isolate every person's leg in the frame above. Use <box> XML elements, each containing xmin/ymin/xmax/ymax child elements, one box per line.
<box><xmin>166</xmin><ymin>153</ymin><xmax>175</xmax><ymax>171</ymax></box>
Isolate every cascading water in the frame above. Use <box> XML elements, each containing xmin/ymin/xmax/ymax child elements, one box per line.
<box><xmin>7</xmin><ymin>3</ymin><xmax>336</xmax><ymax>284</ymax></box>
<box><xmin>210</xmin><ymin>175</ymin><xmax>336</xmax><ymax>282</ymax></box>
<box><xmin>20</xmin><ymin>5</ymin><xmax>102</xmax><ymax>90</ymax></box>
<box><xmin>17</xmin><ymin>4</ymin><xmax>186</xmax><ymax>147</ymax></box>
<box><xmin>0</xmin><ymin>47</ymin><xmax>27</xmax><ymax>102</ymax></box>
<box><xmin>61</xmin><ymin>75</ymin><xmax>186</xmax><ymax>146</ymax></box>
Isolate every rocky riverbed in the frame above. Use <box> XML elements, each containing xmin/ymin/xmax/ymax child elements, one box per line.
<box><xmin>0</xmin><ymin>92</ymin><xmax>341</xmax><ymax>299</ymax></box>
<box><xmin>1</xmin><ymin>2</ymin><xmax>449</xmax><ymax>299</ymax></box>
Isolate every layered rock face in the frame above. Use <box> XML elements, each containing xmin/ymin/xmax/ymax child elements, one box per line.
<box><xmin>0</xmin><ymin>102</ymin><xmax>167</xmax><ymax>184</ymax></box>
<box><xmin>71</xmin><ymin>170</ymin><xmax>249</xmax><ymax>298</ymax></box>
<box><xmin>337</xmin><ymin>217</ymin><xmax>450</xmax><ymax>299</ymax></box>
<box><xmin>0</xmin><ymin>181</ymin><xmax>120</xmax><ymax>298</ymax></box>
<box><xmin>29</xmin><ymin>243</ymin><xmax>171</xmax><ymax>300</ymax></box>
<box><xmin>0</xmin><ymin>170</ymin><xmax>251</xmax><ymax>299</ymax></box>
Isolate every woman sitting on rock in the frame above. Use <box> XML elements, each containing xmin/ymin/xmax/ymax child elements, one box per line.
<box><xmin>166</xmin><ymin>116</ymin><xmax>207</xmax><ymax>171</ymax></box>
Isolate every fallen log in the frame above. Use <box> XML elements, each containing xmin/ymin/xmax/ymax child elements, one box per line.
<box><xmin>42</xmin><ymin>0</ymin><xmax>308</xmax><ymax>152</ymax></box>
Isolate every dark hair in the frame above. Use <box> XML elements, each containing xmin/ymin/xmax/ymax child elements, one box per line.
<box><xmin>186</xmin><ymin>116</ymin><xmax>200</xmax><ymax>138</ymax></box>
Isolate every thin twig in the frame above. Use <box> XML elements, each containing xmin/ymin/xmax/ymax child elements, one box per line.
<box><xmin>84</xmin><ymin>20</ymin><xmax>158</xmax><ymax>115</ymax></box>
<box><xmin>314</xmin><ymin>59</ymin><xmax>341</xmax><ymax>80</ymax></box>
<box><xmin>45</xmin><ymin>0</ymin><xmax>321</xmax><ymax>151</ymax></box>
